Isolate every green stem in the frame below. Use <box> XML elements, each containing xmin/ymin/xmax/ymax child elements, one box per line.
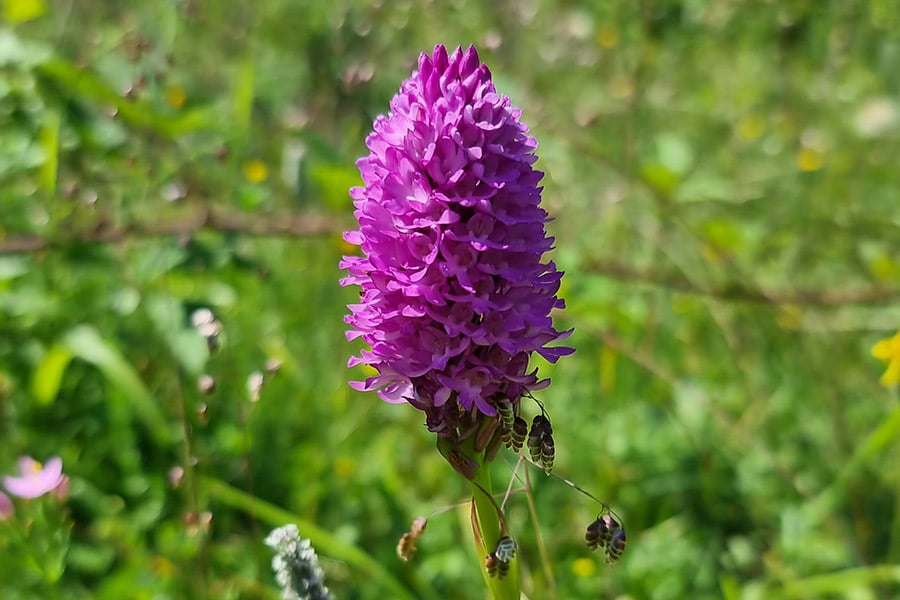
<box><xmin>470</xmin><ymin>455</ymin><xmax>520</xmax><ymax>600</ymax></box>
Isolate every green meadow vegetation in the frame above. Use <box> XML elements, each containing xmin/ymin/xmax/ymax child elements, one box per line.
<box><xmin>1</xmin><ymin>1</ymin><xmax>900</xmax><ymax>598</ymax></box>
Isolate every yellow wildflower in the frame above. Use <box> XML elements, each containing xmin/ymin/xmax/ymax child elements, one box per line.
<box><xmin>596</xmin><ymin>26</ymin><xmax>620</xmax><ymax>50</ymax></box>
<box><xmin>572</xmin><ymin>557</ymin><xmax>597</xmax><ymax>578</ymax></box>
<box><xmin>165</xmin><ymin>85</ymin><xmax>187</xmax><ymax>109</ymax></box>
<box><xmin>872</xmin><ymin>330</ymin><xmax>900</xmax><ymax>386</ymax></box>
<box><xmin>796</xmin><ymin>147</ymin><xmax>824</xmax><ymax>172</ymax></box>
<box><xmin>242</xmin><ymin>159</ymin><xmax>268</xmax><ymax>183</ymax></box>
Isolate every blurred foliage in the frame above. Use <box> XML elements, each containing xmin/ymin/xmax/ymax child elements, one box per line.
<box><xmin>1</xmin><ymin>0</ymin><xmax>900</xmax><ymax>598</ymax></box>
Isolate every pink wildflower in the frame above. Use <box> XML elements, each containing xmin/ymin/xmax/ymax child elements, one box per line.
<box><xmin>3</xmin><ymin>456</ymin><xmax>66</xmax><ymax>499</ymax></box>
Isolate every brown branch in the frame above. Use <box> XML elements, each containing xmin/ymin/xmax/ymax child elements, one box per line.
<box><xmin>584</xmin><ymin>258</ymin><xmax>900</xmax><ymax>307</ymax></box>
<box><xmin>3</xmin><ymin>208</ymin><xmax>896</xmax><ymax>307</ymax></box>
<box><xmin>0</xmin><ymin>205</ymin><xmax>345</xmax><ymax>254</ymax></box>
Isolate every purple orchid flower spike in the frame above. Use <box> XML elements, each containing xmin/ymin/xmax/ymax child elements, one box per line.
<box><xmin>340</xmin><ymin>44</ymin><xmax>573</xmax><ymax>446</ymax></box>
<box><xmin>341</xmin><ymin>45</ymin><xmax>575</xmax><ymax>599</ymax></box>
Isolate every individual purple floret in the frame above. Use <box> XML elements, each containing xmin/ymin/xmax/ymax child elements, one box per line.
<box><xmin>341</xmin><ymin>45</ymin><xmax>573</xmax><ymax>439</ymax></box>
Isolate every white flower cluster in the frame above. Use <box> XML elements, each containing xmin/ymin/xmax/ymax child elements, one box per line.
<box><xmin>264</xmin><ymin>525</ymin><xmax>333</xmax><ymax>600</ymax></box>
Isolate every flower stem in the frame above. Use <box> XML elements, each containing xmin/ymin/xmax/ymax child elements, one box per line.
<box><xmin>470</xmin><ymin>459</ymin><xmax>520</xmax><ymax>600</ymax></box>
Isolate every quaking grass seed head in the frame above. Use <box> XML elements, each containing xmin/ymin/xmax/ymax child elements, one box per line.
<box><xmin>585</xmin><ymin>513</ymin><xmax>626</xmax><ymax>563</ymax></box>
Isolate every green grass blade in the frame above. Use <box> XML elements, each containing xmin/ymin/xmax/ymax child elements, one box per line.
<box><xmin>63</xmin><ymin>325</ymin><xmax>171</xmax><ymax>444</ymax></box>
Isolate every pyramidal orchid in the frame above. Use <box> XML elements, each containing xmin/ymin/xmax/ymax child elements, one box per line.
<box><xmin>341</xmin><ymin>44</ymin><xmax>574</xmax><ymax>598</ymax></box>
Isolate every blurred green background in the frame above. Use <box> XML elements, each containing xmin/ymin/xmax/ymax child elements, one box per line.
<box><xmin>1</xmin><ymin>0</ymin><xmax>900</xmax><ymax>598</ymax></box>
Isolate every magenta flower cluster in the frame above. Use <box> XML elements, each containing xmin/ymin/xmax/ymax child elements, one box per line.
<box><xmin>341</xmin><ymin>45</ymin><xmax>573</xmax><ymax>430</ymax></box>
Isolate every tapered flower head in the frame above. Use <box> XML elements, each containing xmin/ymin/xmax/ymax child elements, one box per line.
<box><xmin>265</xmin><ymin>524</ymin><xmax>333</xmax><ymax>600</ymax></box>
<box><xmin>2</xmin><ymin>456</ymin><xmax>65</xmax><ymax>499</ymax></box>
<box><xmin>341</xmin><ymin>45</ymin><xmax>573</xmax><ymax>436</ymax></box>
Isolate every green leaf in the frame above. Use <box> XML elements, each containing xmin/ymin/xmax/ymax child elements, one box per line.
<box><xmin>784</xmin><ymin>565</ymin><xmax>900</xmax><ymax>597</ymax></box>
<box><xmin>4</xmin><ymin>0</ymin><xmax>46</xmax><ymax>25</ymax></box>
<box><xmin>231</xmin><ymin>54</ymin><xmax>256</xmax><ymax>138</ymax></box>
<box><xmin>38</xmin><ymin>106</ymin><xmax>59</xmax><ymax>194</ymax></box>
<box><xmin>144</xmin><ymin>294</ymin><xmax>209</xmax><ymax>376</ymax></box>
<box><xmin>0</xmin><ymin>257</ymin><xmax>29</xmax><ymax>281</ymax></box>
<box><xmin>309</xmin><ymin>163</ymin><xmax>359</xmax><ymax>210</ymax></box>
<box><xmin>63</xmin><ymin>325</ymin><xmax>171</xmax><ymax>444</ymax></box>
<box><xmin>66</xmin><ymin>542</ymin><xmax>116</xmax><ymax>576</ymax></box>
<box><xmin>640</xmin><ymin>162</ymin><xmax>680</xmax><ymax>196</ymax></box>
<box><xmin>656</xmin><ymin>133</ymin><xmax>694</xmax><ymax>175</ymax></box>
<box><xmin>36</xmin><ymin>59</ymin><xmax>219</xmax><ymax>138</ymax></box>
<box><xmin>0</xmin><ymin>29</ymin><xmax>49</xmax><ymax>67</ymax></box>
<box><xmin>30</xmin><ymin>343</ymin><xmax>73</xmax><ymax>406</ymax></box>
